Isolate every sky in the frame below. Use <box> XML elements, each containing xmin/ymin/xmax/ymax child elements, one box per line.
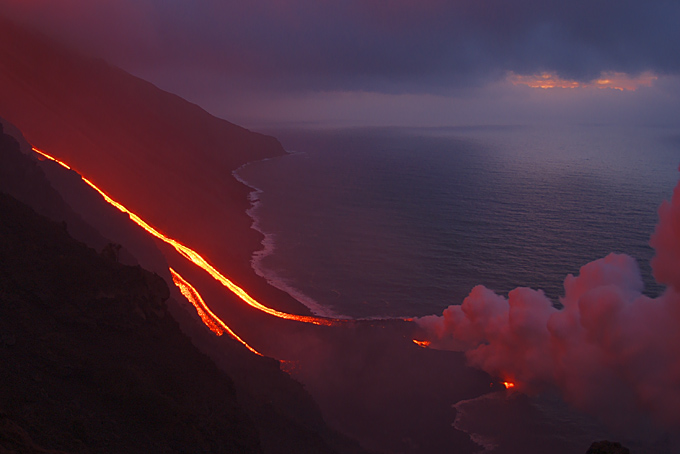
<box><xmin>2</xmin><ymin>0</ymin><xmax>680</xmax><ymax>127</ymax></box>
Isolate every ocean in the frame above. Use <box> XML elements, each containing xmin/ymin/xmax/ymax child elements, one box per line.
<box><xmin>233</xmin><ymin>123</ymin><xmax>680</xmax><ymax>453</ymax></box>
<box><xmin>235</xmin><ymin>124</ymin><xmax>680</xmax><ymax>320</ymax></box>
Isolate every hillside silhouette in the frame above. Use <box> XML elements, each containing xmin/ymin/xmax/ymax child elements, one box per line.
<box><xmin>0</xmin><ymin>123</ymin><xmax>365</xmax><ymax>454</ymax></box>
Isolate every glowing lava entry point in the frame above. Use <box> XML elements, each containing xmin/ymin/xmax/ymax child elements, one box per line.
<box><xmin>32</xmin><ymin>147</ymin><xmax>338</xmax><ymax>326</ymax></box>
<box><xmin>412</xmin><ymin>339</ymin><xmax>431</xmax><ymax>348</ymax></box>
<box><xmin>170</xmin><ymin>268</ymin><xmax>263</xmax><ymax>356</ymax></box>
<box><xmin>502</xmin><ymin>382</ymin><xmax>515</xmax><ymax>389</ymax></box>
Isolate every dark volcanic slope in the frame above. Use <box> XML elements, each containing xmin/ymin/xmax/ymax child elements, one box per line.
<box><xmin>0</xmin><ymin>189</ymin><xmax>262</xmax><ymax>454</ymax></box>
<box><xmin>0</xmin><ymin>189</ymin><xmax>360</xmax><ymax>454</ymax></box>
<box><xmin>0</xmin><ymin>122</ymin><xmax>364</xmax><ymax>454</ymax></box>
<box><xmin>0</xmin><ymin>15</ymin><xmax>306</xmax><ymax>315</ymax></box>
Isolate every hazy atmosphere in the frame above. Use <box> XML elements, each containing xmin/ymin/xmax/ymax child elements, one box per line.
<box><xmin>2</xmin><ymin>2</ymin><xmax>680</xmax><ymax>453</ymax></box>
<box><xmin>2</xmin><ymin>0</ymin><xmax>680</xmax><ymax>127</ymax></box>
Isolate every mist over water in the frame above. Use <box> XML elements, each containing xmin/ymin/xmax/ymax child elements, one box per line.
<box><xmin>236</xmin><ymin>124</ymin><xmax>680</xmax><ymax>319</ymax></box>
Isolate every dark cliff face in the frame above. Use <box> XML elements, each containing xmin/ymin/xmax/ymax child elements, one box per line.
<box><xmin>0</xmin><ymin>121</ymin><xmax>114</xmax><ymax>254</ymax></box>
<box><xmin>0</xmin><ymin>189</ymin><xmax>263</xmax><ymax>453</ymax></box>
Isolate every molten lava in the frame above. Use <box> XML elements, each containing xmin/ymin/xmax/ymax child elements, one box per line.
<box><xmin>170</xmin><ymin>268</ymin><xmax>263</xmax><ymax>356</ymax></box>
<box><xmin>32</xmin><ymin>147</ymin><xmax>339</xmax><ymax>327</ymax></box>
<box><xmin>502</xmin><ymin>381</ymin><xmax>515</xmax><ymax>389</ymax></box>
<box><xmin>412</xmin><ymin>339</ymin><xmax>431</xmax><ymax>348</ymax></box>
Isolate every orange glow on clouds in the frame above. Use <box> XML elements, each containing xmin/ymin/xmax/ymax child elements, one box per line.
<box><xmin>508</xmin><ymin>71</ymin><xmax>657</xmax><ymax>91</ymax></box>
<box><xmin>170</xmin><ymin>267</ymin><xmax>263</xmax><ymax>356</ymax></box>
<box><xmin>32</xmin><ymin>147</ymin><xmax>340</xmax><ymax>327</ymax></box>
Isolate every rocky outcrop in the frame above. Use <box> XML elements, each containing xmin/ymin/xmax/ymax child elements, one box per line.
<box><xmin>0</xmin><ymin>189</ymin><xmax>262</xmax><ymax>453</ymax></box>
<box><xmin>0</xmin><ymin>121</ymin><xmax>111</xmax><ymax>253</ymax></box>
<box><xmin>586</xmin><ymin>440</ymin><xmax>631</xmax><ymax>454</ymax></box>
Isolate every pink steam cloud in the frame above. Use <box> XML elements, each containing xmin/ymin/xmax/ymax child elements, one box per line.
<box><xmin>651</xmin><ymin>169</ymin><xmax>680</xmax><ymax>291</ymax></box>
<box><xmin>417</xmin><ymin>168</ymin><xmax>680</xmax><ymax>430</ymax></box>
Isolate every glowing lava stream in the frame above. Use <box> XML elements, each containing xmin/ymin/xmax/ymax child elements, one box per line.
<box><xmin>170</xmin><ymin>267</ymin><xmax>263</xmax><ymax>356</ymax></box>
<box><xmin>32</xmin><ymin>147</ymin><xmax>337</xmax><ymax>326</ymax></box>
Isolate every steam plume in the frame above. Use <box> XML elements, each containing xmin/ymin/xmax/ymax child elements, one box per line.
<box><xmin>417</xmin><ymin>168</ymin><xmax>680</xmax><ymax>430</ymax></box>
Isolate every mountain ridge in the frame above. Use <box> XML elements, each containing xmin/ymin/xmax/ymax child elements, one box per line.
<box><xmin>0</xmin><ymin>14</ymin><xmax>308</xmax><ymax>316</ymax></box>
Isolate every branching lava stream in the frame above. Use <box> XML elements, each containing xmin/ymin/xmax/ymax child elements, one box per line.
<box><xmin>32</xmin><ymin>147</ymin><xmax>340</xmax><ymax>330</ymax></box>
<box><xmin>170</xmin><ymin>267</ymin><xmax>263</xmax><ymax>356</ymax></box>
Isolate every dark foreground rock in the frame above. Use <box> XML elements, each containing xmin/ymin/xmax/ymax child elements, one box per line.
<box><xmin>0</xmin><ymin>187</ymin><xmax>367</xmax><ymax>454</ymax></box>
<box><xmin>586</xmin><ymin>441</ymin><xmax>631</xmax><ymax>454</ymax></box>
<box><xmin>0</xmin><ymin>190</ymin><xmax>264</xmax><ymax>453</ymax></box>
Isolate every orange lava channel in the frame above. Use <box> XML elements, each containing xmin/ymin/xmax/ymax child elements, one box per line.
<box><xmin>412</xmin><ymin>339</ymin><xmax>431</xmax><ymax>348</ymax></box>
<box><xmin>170</xmin><ymin>267</ymin><xmax>263</xmax><ymax>356</ymax></box>
<box><xmin>502</xmin><ymin>381</ymin><xmax>515</xmax><ymax>389</ymax></box>
<box><xmin>32</xmin><ymin>147</ymin><xmax>337</xmax><ymax>326</ymax></box>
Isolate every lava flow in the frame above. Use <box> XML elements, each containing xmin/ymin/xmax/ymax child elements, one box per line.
<box><xmin>412</xmin><ymin>339</ymin><xmax>431</xmax><ymax>348</ymax></box>
<box><xmin>170</xmin><ymin>267</ymin><xmax>263</xmax><ymax>356</ymax></box>
<box><xmin>32</xmin><ymin>147</ymin><xmax>338</xmax><ymax>326</ymax></box>
<box><xmin>502</xmin><ymin>381</ymin><xmax>515</xmax><ymax>389</ymax></box>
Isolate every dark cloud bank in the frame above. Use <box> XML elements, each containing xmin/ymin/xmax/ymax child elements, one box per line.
<box><xmin>2</xmin><ymin>0</ymin><xmax>680</xmax><ymax>94</ymax></box>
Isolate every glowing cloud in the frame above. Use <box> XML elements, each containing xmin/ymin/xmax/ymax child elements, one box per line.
<box><xmin>508</xmin><ymin>71</ymin><xmax>658</xmax><ymax>91</ymax></box>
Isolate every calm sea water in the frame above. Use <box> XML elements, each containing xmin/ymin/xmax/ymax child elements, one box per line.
<box><xmin>235</xmin><ymin>124</ymin><xmax>680</xmax><ymax>319</ymax></box>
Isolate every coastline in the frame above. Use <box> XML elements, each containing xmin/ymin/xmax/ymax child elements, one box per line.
<box><xmin>233</xmin><ymin>156</ymin><xmax>345</xmax><ymax>319</ymax></box>
<box><xmin>0</xmin><ymin>15</ymin><xmax>323</xmax><ymax>321</ymax></box>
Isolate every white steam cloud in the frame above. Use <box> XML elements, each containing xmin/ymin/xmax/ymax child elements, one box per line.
<box><xmin>417</xmin><ymin>168</ymin><xmax>680</xmax><ymax>430</ymax></box>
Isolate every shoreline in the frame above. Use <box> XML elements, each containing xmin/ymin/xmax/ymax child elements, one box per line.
<box><xmin>233</xmin><ymin>155</ymin><xmax>346</xmax><ymax>319</ymax></box>
<box><xmin>0</xmin><ymin>14</ymin><xmax>327</xmax><ymax>321</ymax></box>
